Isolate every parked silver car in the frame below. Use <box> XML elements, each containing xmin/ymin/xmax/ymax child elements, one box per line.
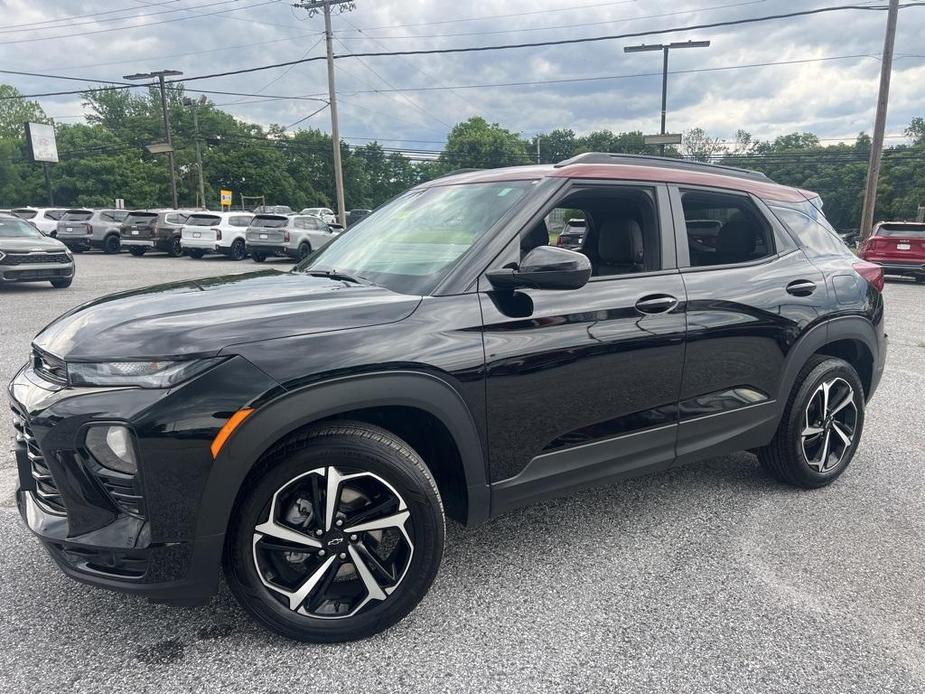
<box><xmin>0</xmin><ymin>213</ymin><xmax>74</xmax><ymax>288</ymax></box>
<box><xmin>56</xmin><ymin>209</ymin><xmax>130</xmax><ymax>253</ymax></box>
<box><xmin>244</xmin><ymin>213</ymin><xmax>342</xmax><ymax>262</ymax></box>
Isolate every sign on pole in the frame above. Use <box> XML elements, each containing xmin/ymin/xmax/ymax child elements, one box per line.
<box><xmin>220</xmin><ymin>189</ymin><xmax>232</xmax><ymax>210</ymax></box>
<box><xmin>643</xmin><ymin>133</ymin><xmax>683</xmax><ymax>146</ymax></box>
<box><xmin>25</xmin><ymin>122</ymin><xmax>58</xmax><ymax>163</ymax></box>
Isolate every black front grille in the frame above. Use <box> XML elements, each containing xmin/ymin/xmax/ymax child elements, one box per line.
<box><xmin>2</xmin><ymin>252</ymin><xmax>70</xmax><ymax>265</ymax></box>
<box><xmin>11</xmin><ymin>408</ymin><xmax>66</xmax><ymax>515</ymax></box>
<box><xmin>32</xmin><ymin>348</ymin><xmax>68</xmax><ymax>385</ymax></box>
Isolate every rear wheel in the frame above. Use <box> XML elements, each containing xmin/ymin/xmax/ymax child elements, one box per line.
<box><xmin>758</xmin><ymin>356</ymin><xmax>864</xmax><ymax>488</ymax></box>
<box><xmin>102</xmin><ymin>234</ymin><xmax>120</xmax><ymax>254</ymax></box>
<box><xmin>252</xmin><ymin>252</ymin><xmax>266</xmax><ymax>263</ymax></box>
<box><xmin>225</xmin><ymin>422</ymin><xmax>444</xmax><ymax>642</ymax></box>
<box><xmin>166</xmin><ymin>236</ymin><xmax>183</xmax><ymax>258</ymax></box>
<box><xmin>128</xmin><ymin>246</ymin><xmax>147</xmax><ymax>257</ymax></box>
<box><xmin>298</xmin><ymin>242</ymin><xmax>312</xmax><ymax>261</ymax></box>
<box><xmin>187</xmin><ymin>249</ymin><xmax>206</xmax><ymax>259</ymax></box>
<box><xmin>915</xmin><ymin>274</ymin><xmax>925</xmax><ymax>284</ymax></box>
<box><xmin>230</xmin><ymin>238</ymin><xmax>247</xmax><ymax>261</ymax></box>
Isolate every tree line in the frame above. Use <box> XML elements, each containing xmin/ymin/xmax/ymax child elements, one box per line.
<box><xmin>1</xmin><ymin>82</ymin><xmax>923</xmax><ymax>229</ymax></box>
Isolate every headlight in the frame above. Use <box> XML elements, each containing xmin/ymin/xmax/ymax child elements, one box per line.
<box><xmin>0</xmin><ymin>250</ymin><xmax>5</xmax><ymax>262</ymax></box>
<box><xmin>68</xmin><ymin>357</ymin><xmax>223</xmax><ymax>388</ymax></box>
<box><xmin>85</xmin><ymin>424</ymin><xmax>137</xmax><ymax>474</ymax></box>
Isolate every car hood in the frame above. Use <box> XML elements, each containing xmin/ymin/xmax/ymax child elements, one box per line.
<box><xmin>1</xmin><ymin>236</ymin><xmax>67</xmax><ymax>253</ymax></box>
<box><xmin>33</xmin><ymin>270</ymin><xmax>422</xmax><ymax>361</ymax></box>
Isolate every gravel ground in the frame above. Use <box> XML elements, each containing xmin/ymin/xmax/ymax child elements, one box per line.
<box><xmin>0</xmin><ymin>254</ymin><xmax>923</xmax><ymax>693</ymax></box>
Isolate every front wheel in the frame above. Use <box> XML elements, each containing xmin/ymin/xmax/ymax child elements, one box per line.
<box><xmin>128</xmin><ymin>246</ymin><xmax>147</xmax><ymax>257</ymax></box>
<box><xmin>251</xmin><ymin>252</ymin><xmax>266</xmax><ymax>263</ymax></box>
<box><xmin>229</xmin><ymin>238</ymin><xmax>247</xmax><ymax>261</ymax></box>
<box><xmin>187</xmin><ymin>249</ymin><xmax>206</xmax><ymax>259</ymax></box>
<box><xmin>166</xmin><ymin>236</ymin><xmax>183</xmax><ymax>258</ymax></box>
<box><xmin>102</xmin><ymin>234</ymin><xmax>120</xmax><ymax>254</ymax></box>
<box><xmin>915</xmin><ymin>274</ymin><xmax>925</xmax><ymax>284</ymax></box>
<box><xmin>224</xmin><ymin>422</ymin><xmax>445</xmax><ymax>642</ymax></box>
<box><xmin>758</xmin><ymin>356</ymin><xmax>865</xmax><ymax>488</ymax></box>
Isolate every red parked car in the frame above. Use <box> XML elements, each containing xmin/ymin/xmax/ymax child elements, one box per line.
<box><xmin>858</xmin><ymin>221</ymin><xmax>925</xmax><ymax>282</ymax></box>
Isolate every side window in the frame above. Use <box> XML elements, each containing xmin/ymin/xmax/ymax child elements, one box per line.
<box><xmin>307</xmin><ymin>218</ymin><xmax>321</xmax><ymax>230</ymax></box>
<box><xmin>771</xmin><ymin>206</ymin><xmax>851</xmax><ymax>257</ymax></box>
<box><xmin>525</xmin><ymin>186</ymin><xmax>660</xmax><ymax>277</ymax></box>
<box><xmin>229</xmin><ymin>216</ymin><xmax>252</xmax><ymax>227</ymax></box>
<box><xmin>681</xmin><ymin>190</ymin><xmax>774</xmax><ymax>267</ymax></box>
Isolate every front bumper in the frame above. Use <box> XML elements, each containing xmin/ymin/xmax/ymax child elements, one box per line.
<box><xmin>9</xmin><ymin>356</ymin><xmax>279</xmax><ymax>603</ymax></box>
<box><xmin>1</xmin><ymin>262</ymin><xmax>74</xmax><ymax>283</ymax></box>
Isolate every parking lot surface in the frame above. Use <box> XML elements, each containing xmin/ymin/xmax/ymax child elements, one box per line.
<box><xmin>1</xmin><ymin>254</ymin><xmax>923</xmax><ymax>693</ymax></box>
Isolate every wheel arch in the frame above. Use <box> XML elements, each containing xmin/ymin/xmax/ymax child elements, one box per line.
<box><xmin>195</xmin><ymin>371</ymin><xmax>490</xmax><ymax>544</ymax></box>
<box><xmin>778</xmin><ymin>316</ymin><xmax>879</xmax><ymax>410</ymax></box>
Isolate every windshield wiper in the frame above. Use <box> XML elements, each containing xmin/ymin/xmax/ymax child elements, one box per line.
<box><xmin>304</xmin><ymin>268</ymin><xmax>369</xmax><ymax>285</ymax></box>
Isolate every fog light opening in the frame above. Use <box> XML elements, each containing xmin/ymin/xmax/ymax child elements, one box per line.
<box><xmin>85</xmin><ymin>425</ymin><xmax>138</xmax><ymax>475</ymax></box>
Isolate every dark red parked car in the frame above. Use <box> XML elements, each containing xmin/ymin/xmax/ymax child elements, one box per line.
<box><xmin>858</xmin><ymin>221</ymin><xmax>925</xmax><ymax>282</ymax></box>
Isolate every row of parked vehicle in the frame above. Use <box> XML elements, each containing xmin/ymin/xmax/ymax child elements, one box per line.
<box><xmin>3</xmin><ymin>205</ymin><xmax>373</xmax><ymax>263</ymax></box>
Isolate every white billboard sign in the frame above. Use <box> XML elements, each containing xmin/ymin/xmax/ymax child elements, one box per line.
<box><xmin>26</xmin><ymin>122</ymin><xmax>59</xmax><ymax>163</ymax></box>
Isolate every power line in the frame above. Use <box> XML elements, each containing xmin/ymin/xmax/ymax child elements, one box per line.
<box><xmin>0</xmin><ymin>0</ymin><xmax>285</xmax><ymax>46</ymax></box>
<box><xmin>0</xmin><ymin>0</ymin><xmax>183</xmax><ymax>31</ymax></box>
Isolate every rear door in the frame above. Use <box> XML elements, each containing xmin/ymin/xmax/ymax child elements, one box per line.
<box><xmin>482</xmin><ymin>181</ymin><xmax>687</xmax><ymax>513</ymax></box>
<box><xmin>669</xmin><ymin>185</ymin><xmax>827</xmax><ymax>464</ymax></box>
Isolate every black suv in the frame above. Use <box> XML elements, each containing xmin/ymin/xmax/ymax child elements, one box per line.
<box><xmin>9</xmin><ymin>154</ymin><xmax>886</xmax><ymax>642</ymax></box>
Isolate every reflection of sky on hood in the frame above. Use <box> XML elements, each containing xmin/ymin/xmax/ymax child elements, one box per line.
<box><xmin>5</xmin><ymin>1</ymin><xmax>925</xmax><ymax>148</ymax></box>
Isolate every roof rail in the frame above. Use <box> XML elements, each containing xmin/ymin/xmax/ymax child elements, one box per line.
<box><xmin>554</xmin><ymin>153</ymin><xmax>772</xmax><ymax>183</ymax></box>
<box><xmin>433</xmin><ymin>168</ymin><xmax>483</xmax><ymax>180</ymax></box>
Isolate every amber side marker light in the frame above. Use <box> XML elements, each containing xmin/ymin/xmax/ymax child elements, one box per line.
<box><xmin>211</xmin><ymin>408</ymin><xmax>255</xmax><ymax>459</ymax></box>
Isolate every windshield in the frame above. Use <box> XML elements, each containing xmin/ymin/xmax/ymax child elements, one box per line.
<box><xmin>62</xmin><ymin>210</ymin><xmax>92</xmax><ymax>221</ymax></box>
<box><xmin>298</xmin><ymin>180</ymin><xmax>536</xmax><ymax>294</ymax></box>
<box><xmin>12</xmin><ymin>209</ymin><xmax>37</xmax><ymax>219</ymax></box>
<box><xmin>877</xmin><ymin>223</ymin><xmax>925</xmax><ymax>237</ymax></box>
<box><xmin>186</xmin><ymin>214</ymin><xmax>222</xmax><ymax>226</ymax></box>
<box><xmin>0</xmin><ymin>216</ymin><xmax>43</xmax><ymax>238</ymax></box>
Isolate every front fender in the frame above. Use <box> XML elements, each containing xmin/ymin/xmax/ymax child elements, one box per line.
<box><xmin>194</xmin><ymin>370</ymin><xmax>490</xmax><ymax>541</ymax></box>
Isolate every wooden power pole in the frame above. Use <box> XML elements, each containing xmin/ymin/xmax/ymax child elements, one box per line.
<box><xmin>860</xmin><ymin>0</ymin><xmax>900</xmax><ymax>241</ymax></box>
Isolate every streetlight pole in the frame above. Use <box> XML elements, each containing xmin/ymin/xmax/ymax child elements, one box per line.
<box><xmin>624</xmin><ymin>41</ymin><xmax>711</xmax><ymax>155</ymax></box>
<box><xmin>293</xmin><ymin>0</ymin><xmax>353</xmax><ymax>227</ymax></box>
<box><xmin>124</xmin><ymin>69</ymin><xmax>183</xmax><ymax>209</ymax></box>
<box><xmin>184</xmin><ymin>96</ymin><xmax>207</xmax><ymax>209</ymax></box>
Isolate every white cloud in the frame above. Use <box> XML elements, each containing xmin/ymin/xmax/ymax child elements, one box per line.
<box><xmin>1</xmin><ymin>0</ymin><xmax>923</xmax><ymax>147</ymax></box>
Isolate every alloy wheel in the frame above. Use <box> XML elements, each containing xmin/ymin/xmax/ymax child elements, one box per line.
<box><xmin>800</xmin><ymin>377</ymin><xmax>858</xmax><ymax>472</ymax></box>
<box><xmin>252</xmin><ymin>465</ymin><xmax>414</xmax><ymax>619</ymax></box>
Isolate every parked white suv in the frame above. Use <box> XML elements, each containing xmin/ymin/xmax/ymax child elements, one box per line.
<box><xmin>12</xmin><ymin>208</ymin><xmax>68</xmax><ymax>236</ymax></box>
<box><xmin>245</xmin><ymin>214</ymin><xmax>342</xmax><ymax>262</ymax></box>
<box><xmin>180</xmin><ymin>211</ymin><xmax>255</xmax><ymax>260</ymax></box>
<box><xmin>299</xmin><ymin>207</ymin><xmax>337</xmax><ymax>225</ymax></box>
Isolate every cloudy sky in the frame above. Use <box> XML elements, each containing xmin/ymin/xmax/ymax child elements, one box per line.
<box><xmin>1</xmin><ymin>0</ymin><xmax>924</xmax><ymax>152</ymax></box>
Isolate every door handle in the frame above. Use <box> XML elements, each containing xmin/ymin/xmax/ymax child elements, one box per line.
<box><xmin>635</xmin><ymin>294</ymin><xmax>678</xmax><ymax>314</ymax></box>
<box><xmin>786</xmin><ymin>279</ymin><xmax>816</xmax><ymax>296</ymax></box>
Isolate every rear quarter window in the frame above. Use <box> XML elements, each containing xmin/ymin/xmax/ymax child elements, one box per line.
<box><xmin>771</xmin><ymin>206</ymin><xmax>851</xmax><ymax>257</ymax></box>
<box><xmin>229</xmin><ymin>215</ymin><xmax>253</xmax><ymax>227</ymax></box>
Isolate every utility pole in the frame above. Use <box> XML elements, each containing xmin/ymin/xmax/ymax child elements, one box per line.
<box><xmin>860</xmin><ymin>0</ymin><xmax>900</xmax><ymax>241</ymax></box>
<box><xmin>624</xmin><ymin>41</ymin><xmax>710</xmax><ymax>155</ymax></box>
<box><xmin>124</xmin><ymin>69</ymin><xmax>183</xmax><ymax>209</ymax></box>
<box><xmin>536</xmin><ymin>135</ymin><xmax>541</xmax><ymax>164</ymax></box>
<box><xmin>184</xmin><ymin>96</ymin><xmax>207</xmax><ymax>209</ymax></box>
<box><xmin>293</xmin><ymin>0</ymin><xmax>354</xmax><ymax>227</ymax></box>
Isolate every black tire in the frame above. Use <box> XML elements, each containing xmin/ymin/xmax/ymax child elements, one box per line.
<box><xmin>49</xmin><ymin>278</ymin><xmax>72</xmax><ymax>289</ymax></box>
<box><xmin>915</xmin><ymin>275</ymin><xmax>925</xmax><ymax>284</ymax></box>
<box><xmin>166</xmin><ymin>236</ymin><xmax>183</xmax><ymax>258</ymax></box>
<box><xmin>187</xmin><ymin>249</ymin><xmax>206</xmax><ymax>259</ymax></box>
<box><xmin>71</xmin><ymin>247</ymin><xmax>84</xmax><ymax>254</ymax></box>
<box><xmin>224</xmin><ymin>422</ymin><xmax>445</xmax><ymax>643</ymax></box>
<box><xmin>298</xmin><ymin>242</ymin><xmax>311</xmax><ymax>261</ymax></box>
<box><xmin>230</xmin><ymin>238</ymin><xmax>247</xmax><ymax>261</ymax></box>
<box><xmin>758</xmin><ymin>355</ymin><xmax>865</xmax><ymax>488</ymax></box>
<box><xmin>128</xmin><ymin>246</ymin><xmax>147</xmax><ymax>257</ymax></box>
<box><xmin>102</xmin><ymin>234</ymin><xmax>120</xmax><ymax>254</ymax></box>
<box><xmin>252</xmin><ymin>252</ymin><xmax>266</xmax><ymax>263</ymax></box>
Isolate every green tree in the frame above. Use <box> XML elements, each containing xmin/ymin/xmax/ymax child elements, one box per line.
<box><xmin>438</xmin><ymin>116</ymin><xmax>529</xmax><ymax>172</ymax></box>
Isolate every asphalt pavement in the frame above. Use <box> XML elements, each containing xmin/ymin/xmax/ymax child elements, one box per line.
<box><xmin>1</xmin><ymin>253</ymin><xmax>923</xmax><ymax>693</ymax></box>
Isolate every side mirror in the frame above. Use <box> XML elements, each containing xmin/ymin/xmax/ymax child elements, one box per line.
<box><xmin>486</xmin><ymin>245</ymin><xmax>591</xmax><ymax>291</ymax></box>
